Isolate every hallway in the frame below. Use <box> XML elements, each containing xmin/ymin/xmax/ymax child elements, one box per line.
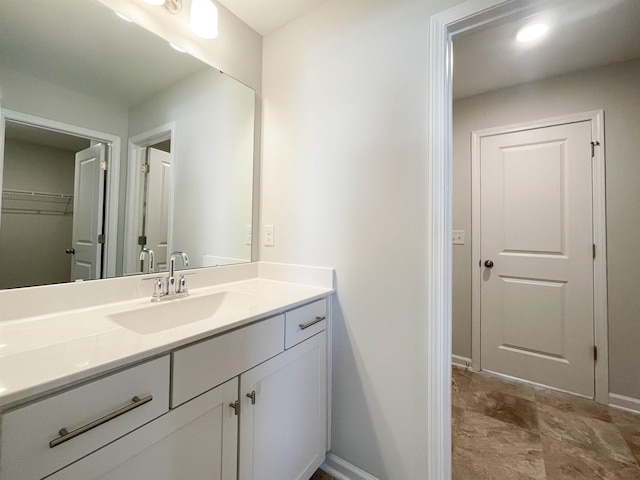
<box><xmin>452</xmin><ymin>366</ymin><xmax>640</xmax><ymax>479</ymax></box>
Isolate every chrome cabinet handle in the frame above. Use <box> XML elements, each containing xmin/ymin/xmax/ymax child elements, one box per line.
<box><xmin>49</xmin><ymin>395</ymin><xmax>153</xmax><ymax>448</ymax></box>
<box><xmin>246</xmin><ymin>391</ymin><xmax>256</xmax><ymax>405</ymax></box>
<box><xmin>298</xmin><ymin>315</ymin><xmax>326</xmax><ymax>331</ymax></box>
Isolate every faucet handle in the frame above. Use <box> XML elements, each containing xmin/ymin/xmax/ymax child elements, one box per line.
<box><xmin>177</xmin><ymin>275</ymin><xmax>189</xmax><ymax>294</ymax></box>
<box><xmin>152</xmin><ymin>278</ymin><xmax>164</xmax><ymax>300</ymax></box>
<box><xmin>142</xmin><ymin>276</ymin><xmax>166</xmax><ymax>301</ymax></box>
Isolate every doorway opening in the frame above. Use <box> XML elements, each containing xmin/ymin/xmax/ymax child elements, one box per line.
<box><xmin>123</xmin><ymin>123</ymin><xmax>175</xmax><ymax>276</ymax></box>
<box><xmin>0</xmin><ymin>113</ymin><xmax>120</xmax><ymax>288</ymax></box>
<box><xmin>427</xmin><ymin>0</ymin><xmax>639</xmax><ymax>476</ymax></box>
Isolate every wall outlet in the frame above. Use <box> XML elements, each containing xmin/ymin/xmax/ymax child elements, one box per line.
<box><xmin>264</xmin><ymin>225</ymin><xmax>274</xmax><ymax>247</ymax></box>
<box><xmin>246</xmin><ymin>225</ymin><xmax>252</xmax><ymax>245</ymax></box>
<box><xmin>452</xmin><ymin>230</ymin><xmax>465</xmax><ymax>245</ymax></box>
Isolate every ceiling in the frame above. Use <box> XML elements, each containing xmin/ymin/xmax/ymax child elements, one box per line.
<box><xmin>5</xmin><ymin>122</ymin><xmax>91</xmax><ymax>152</ymax></box>
<box><xmin>453</xmin><ymin>0</ymin><xmax>640</xmax><ymax>99</ymax></box>
<box><xmin>0</xmin><ymin>0</ymin><xmax>207</xmax><ymax>107</ymax></box>
<box><xmin>217</xmin><ymin>0</ymin><xmax>640</xmax><ymax>99</ymax></box>
<box><xmin>217</xmin><ymin>0</ymin><xmax>329</xmax><ymax>36</ymax></box>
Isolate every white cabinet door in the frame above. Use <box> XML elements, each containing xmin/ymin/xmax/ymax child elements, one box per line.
<box><xmin>49</xmin><ymin>378</ymin><xmax>239</xmax><ymax>480</ymax></box>
<box><xmin>239</xmin><ymin>332</ymin><xmax>327</xmax><ymax>480</ymax></box>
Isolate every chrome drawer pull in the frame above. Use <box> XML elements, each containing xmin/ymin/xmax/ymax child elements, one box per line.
<box><xmin>298</xmin><ymin>315</ymin><xmax>326</xmax><ymax>331</ymax></box>
<box><xmin>49</xmin><ymin>395</ymin><xmax>153</xmax><ymax>448</ymax></box>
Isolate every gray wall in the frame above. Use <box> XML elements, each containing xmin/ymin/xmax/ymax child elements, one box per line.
<box><xmin>452</xmin><ymin>58</ymin><xmax>640</xmax><ymax>400</ymax></box>
<box><xmin>261</xmin><ymin>0</ymin><xmax>463</xmax><ymax>477</ymax></box>
<box><xmin>0</xmin><ymin>140</ymin><xmax>75</xmax><ymax>288</ymax></box>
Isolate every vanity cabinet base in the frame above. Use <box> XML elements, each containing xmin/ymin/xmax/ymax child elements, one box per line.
<box><xmin>48</xmin><ymin>378</ymin><xmax>239</xmax><ymax>480</ymax></box>
<box><xmin>239</xmin><ymin>331</ymin><xmax>327</xmax><ymax>480</ymax></box>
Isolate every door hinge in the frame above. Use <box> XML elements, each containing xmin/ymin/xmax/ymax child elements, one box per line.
<box><xmin>141</xmin><ymin>163</ymin><xmax>150</xmax><ymax>174</ymax></box>
<box><xmin>594</xmin><ymin>345</ymin><xmax>598</xmax><ymax>362</ymax></box>
<box><xmin>100</xmin><ymin>159</ymin><xmax>108</xmax><ymax>171</ymax></box>
<box><xmin>593</xmin><ymin>244</ymin><xmax>596</xmax><ymax>259</ymax></box>
<box><xmin>138</xmin><ymin>235</ymin><xmax>147</xmax><ymax>246</ymax></box>
<box><xmin>591</xmin><ymin>141</ymin><xmax>600</xmax><ymax>158</ymax></box>
<box><xmin>98</xmin><ymin>234</ymin><xmax>105</xmax><ymax>244</ymax></box>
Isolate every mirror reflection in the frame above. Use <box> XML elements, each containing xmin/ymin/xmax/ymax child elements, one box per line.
<box><xmin>0</xmin><ymin>0</ymin><xmax>256</xmax><ymax>289</ymax></box>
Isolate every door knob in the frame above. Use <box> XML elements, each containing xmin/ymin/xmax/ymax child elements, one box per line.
<box><xmin>484</xmin><ymin>260</ymin><xmax>494</xmax><ymax>268</ymax></box>
<box><xmin>65</xmin><ymin>248</ymin><xmax>75</xmax><ymax>254</ymax></box>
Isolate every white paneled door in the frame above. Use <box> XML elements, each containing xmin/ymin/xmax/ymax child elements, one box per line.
<box><xmin>145</xmin><ymin>147</ymin><xmax>171</xmax><ymax>271</ymax></box>
<box><xmin>480</xmin><ymin>121</ymin><xmax>595</xmax><ymax>397</ymax></box>
<box><xmin>71</xmin><ymin>144</ymin><xmax>105</xmax><ymax>281</ymax></box>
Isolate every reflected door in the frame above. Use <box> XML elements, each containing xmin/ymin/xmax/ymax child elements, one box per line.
<box><xmin>71</xmin><ymin>144</ymin><xmax>105</xmax><ymax>281</ymax></box>
<box><xmin>480</xmin><ymin>121</ymin><xmax>594</xmax><ymax>396</ymax></box>
<box><xmin>144</xmin><ymin>147</ymin><xmax>171</xmax><ymax>271</ymax></box>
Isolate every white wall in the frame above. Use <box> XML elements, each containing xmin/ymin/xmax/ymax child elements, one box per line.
<box><xmin>261</xmin><ymin>0</ymin><xmax>461</xmax><ymax>477</ymax></box>
<box><xmin>0</xmin><ymin>140</ymin><xmax>75</xmax><ymax>288</ymax></box>
<box><xmin>452</xmin><ymin>59</ymin><xmax>640</xmax><ymax>400</ymax></box>
<box><xmin>129</xmin><ymin>68</ymin><xmax>255</xmax><ymax>267</ymax></box>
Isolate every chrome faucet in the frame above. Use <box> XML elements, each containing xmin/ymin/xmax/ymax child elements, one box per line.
<box><xmin>167</xmin><ymin>251</ymin><xmax>189</xmax><ymax>296</ymax></box>
<box><xmin>143</xmin><ymin>250</ymin><xmax>191</xmax><ymax>302</ymax></box>
<box><xmin>139</xmin><ymin>247</ymin><xmax>155</xmax><ymax>273</ymax></box>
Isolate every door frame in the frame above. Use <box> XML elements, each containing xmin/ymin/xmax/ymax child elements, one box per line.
<box><xmin>123</xmin><ymin>122</ymin><xmax>176</xmax><ymax>274</ymax></box>
<box><xmin>470</xmin><ymin>111</ymin><xmax>608</xmax><ymax>403</ymax></box>
<box><xmin>0</xmin><ymin>107</ymin><xmax>121</xmax><ymax>278</ymax></box>
<box><xmin>427</xmin><ymin>0</ymin><xmax>608</xmax><ymax>477</ymax></box>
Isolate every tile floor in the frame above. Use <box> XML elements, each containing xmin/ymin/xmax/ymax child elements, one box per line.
<box><xmin>310</xmin><ymin>469</ymin><xmax>336</xmax><ymax>480</ymax></box>
<box><xmin>452</xmin><ymin>365</ymin><xmax>640</xmax><ymax>479</ymax></box>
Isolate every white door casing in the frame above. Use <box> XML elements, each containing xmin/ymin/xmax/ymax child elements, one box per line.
<box><xmin>429</xmin><ymin>2</ymin><xmax>609</xmax><ymax>478</ymax></box>
<box><xmin>479</xmin><ymin>120</ymin><xmax>595</xmax><ymax>397</ymax></box>
<box><xmin>71</xmin><ymin>144</ymin><xmax>105</xmax><ymax>281</ymax></box>
<box><xmin>145</xmin><ymin>147</ymin><xmax>171</xmax><ymax>272</ymax></box>
<box><xmin>0</xmin><ymin>108</ymin><xmax>120</xmax><ymax>278</ymax></box>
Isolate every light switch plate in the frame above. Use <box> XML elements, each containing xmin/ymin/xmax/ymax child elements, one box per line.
<box><xmin>264</xmin><ymin>225</ymin><xmax>274</xmax><ymax>247</ymax></box>
<box><xmin>452</xmin><ymin>230</ymin><xmax>465</xmax><ymax>245</ymax></box>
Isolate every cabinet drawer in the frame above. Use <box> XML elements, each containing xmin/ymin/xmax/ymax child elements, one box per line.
<box><xmin>0</xmin><ymin>356</ymin><xmax>170</xmax><ymax>480</ymax></box>
<box><xmin>285</xmin><ymin>299</ymin><xmax>327</xmax><ymax>349</ymax></box>
<box><xmin>172</xmin><ymin>315</ymin><xmax>285</xmax><ymax>407</ymax></box>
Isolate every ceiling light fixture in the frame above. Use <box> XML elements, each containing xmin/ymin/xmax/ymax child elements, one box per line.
<box><xmin>142</xmin><ymin>0</ymin><xmax>217</xmax><ymax>40</ymax></box>
<box><xmin>516</xmin><ymin>23</ymin><xmax>549</xmax><ymax>43</ymax></box>
<box><xmin>190</xmin><ymin>0</ymin><xmax>219</xmax><ymax>39</ymax></box>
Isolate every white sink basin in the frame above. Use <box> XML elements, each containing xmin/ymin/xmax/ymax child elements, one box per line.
<box><xmin>108</xmin><ymin>291</ymin><xmax>265</xmax><ymax>334</ymax></box>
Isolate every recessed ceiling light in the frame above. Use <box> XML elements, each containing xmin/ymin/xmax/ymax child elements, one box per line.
<box><xmin>516</xmin><ymin>23</ymin><xmax>548</xmax><ymax>43</ymax></box>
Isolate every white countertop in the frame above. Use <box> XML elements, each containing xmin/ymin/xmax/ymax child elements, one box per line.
<box><xmin>0</xmin><ymin>263</ymin><xmax>334</xmax><ymax>409</ymax></box>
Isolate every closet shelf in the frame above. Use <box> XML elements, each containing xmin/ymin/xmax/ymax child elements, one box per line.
<box><xmin>2</xmin><ymin>189</ymin><xmax>74</xmax><ymax>215</ymax></box>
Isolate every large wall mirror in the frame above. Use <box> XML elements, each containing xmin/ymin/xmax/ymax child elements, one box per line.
<box><xmin>0</xmin><ymin>0</ymin><xmax>256</xmax><ymax>289</ymax></box>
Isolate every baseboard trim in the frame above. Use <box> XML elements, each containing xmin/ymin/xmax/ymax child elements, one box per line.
<box><xmin>609</xmin><ymin>393</ymin><xmax>640</xmax><ymax>414</ymax></box>
<box><xmin>452</xmin><ymin>354</ymin><xmax>471</xmax><ymax>368</ymax></box>
<box><xmin>321</xmin><ymin>453</ymin><xmax>379</xmax><ymax>480</ymax></box>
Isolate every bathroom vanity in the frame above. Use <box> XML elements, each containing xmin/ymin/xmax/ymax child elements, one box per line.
<box><xmin>0</xmin><ymin>263</ymin><xmax>333</xmax><ymax>480</ymax></box>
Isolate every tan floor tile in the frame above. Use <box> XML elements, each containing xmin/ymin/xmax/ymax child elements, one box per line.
<box><xmin>469</xmin><ymin>370</ymin><xmax>536</xmax><ymax>402</ymax></box>
<box><xmin>466</xmin><ymin>389</ymin><xmax>539</xmax><ymax>433</ymax></box>
<box><xmin>453</xmin><ymin>410</ymin><xmax>545</xmax><ymax>480</ymax></box>
<box><xmin>538</xmin><ymin>403</ymin><xmax>640</xmax><ymax>479</ymax></box>
<box><xmin>534</xmin><ymin>387</ymin><xmax>612</xmax><ymax>423</ymax></box>
<box><xmin>309</xmin><ymin>469</ymin><xmax>336</xmax><ymax>480</ymax></box>
<box><xmin>610</xmin><ymin>407</ymin><xmax>640</xmax><ymax>465</ymax></box>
